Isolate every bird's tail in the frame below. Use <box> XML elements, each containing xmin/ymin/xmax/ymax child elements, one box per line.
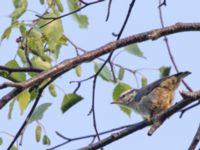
<box><xmin>174</xmin><ymin>71</ymin><xmax>191</xmax><ymax>79</ymax></box>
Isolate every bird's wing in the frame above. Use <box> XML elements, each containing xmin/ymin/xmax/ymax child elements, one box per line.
<box><xmin>134</xmin><ymin>71</ymin><xmax>191</xmax><ymax>102</ymax></box>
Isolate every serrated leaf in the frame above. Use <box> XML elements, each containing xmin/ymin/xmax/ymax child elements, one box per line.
<box><xmin>125</xmin><ymin>44</ymin><xmax>146</xmax><ymax>58</ymax></box>
<box><xmin>141</xmin><ymin>76</ymin><xmax>148</xmax><ymax>87</ymax></box>
<box><xmin>113</xmin><ymin>83</ymin><xmax>132</xmax><ymax>116</ymax></box>
<box><xmin>10</xmin><ymin>0</ymin><xmax>27</xmax><ymax>20</ymax></box>
<box><xmin>31</xmin><ymin>56</ymin><xmax>51</xmax><ymax>70</ymax></box>
<box><xmin>94</xmin><ymin>63</ymin><xmax>113</xmax><ymax>82</ymax></box>
<box><xmin>61</xmin><ymin>94</ymin><xmax>83</xmax><ymax>113</ymax></box>
<box><xmin>49</xmin><ymin>83</ymin><xmax>57</xmax><ymax>97</ymax></box>
<box><xmin>29</xmin><ymin>103</ymin><xmax>52</xmax><ymax>124</ymax></box>
<box><xmin>35</xmin><ymin>125</ymin><xmax>42</xmax><ymax>142</ymax></box>
<box><xmin>17</xmin><ymin>90</ymin><xmax>30</xmax><ymax>114</ymax></box>
<box><xmin>8</xmin><ymin>100</ymin><xmax>15</xmax><ymax>119</ymax></box>
<box><xmin>43</xmin><ymin>135</ymin><xmax>51</xmax><ymax>145</ymax></box>
<box><xmin>1</xmin><ymin>26</ymin><xmax>12</xmax><ymax>42</ymax></box>
<box><xmin>0</xmin><ymin>137</ymin><xmax>3</xmax><ymax>145</ymax></box>
<box><xmin>118</xmin><ymin>67</ymin><xmax>125</xmax><ymax>80</ymax></box>
<box><xmin>159</xmin><ymin>66</ymin><xmax>171</xmax><ymax>78</ymax></box>
<box><xmin>75</xmin><ymin>65</ymin><xmax>82</xmax><ymax>77</ymax></box>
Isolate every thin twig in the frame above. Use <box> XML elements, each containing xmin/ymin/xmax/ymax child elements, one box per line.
<box><xmin>78</xmin><ymin>90</ymin><xmax>200</xmax><ymax>150</ymax></box>
<box><xmin>158</xmin><ymin>0</ymin><xmax>193</xmax><ymax>92</ymax></box>
<box><xmin>179</xmin><ymin>101</ymin><xmax>200</xmax><ymax>118</ymax></box>
<box><xmin>0</xmin><ymin>65</ymin><xmax>43</xmax><ymax>73</ymax></box>
<box><xmin>105</xmin><ymin>0</ymin><xmax>112</xmax><ymax>21</ymax></box>
<box><xmin>37</xmin><ymin>0</ymin><xmax>105</xmax><ymax>28</ymax></box>
<box><xmin>188</xmin><ymin>124</ymin><xmax>200</xmax><ymax>150</ymax></box>
<box><xmin>7</xmin><ymin>73</ymin><xmax>63</xmax><ymax>150</ymax></box>
<box><xmin>48</xmin><ymin>124</ymin><xmax>133</xmax><ymax>150</ymax></box>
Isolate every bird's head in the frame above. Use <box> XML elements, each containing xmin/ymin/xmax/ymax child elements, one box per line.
<box><xmin>111</xmin><ymin>89</ymin><xmax>138</xmax><ymax>107</ymax></box>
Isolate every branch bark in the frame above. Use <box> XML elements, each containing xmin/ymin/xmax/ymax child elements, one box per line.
<box><xmin>1</xmin><ymin>22</ymin><xmax>200</xmax><ymax>109</ymax></box>
<box><xmin>78</xmin><ymin>91</ymin><xmax>200</xmax><ymax>150</ymax></box>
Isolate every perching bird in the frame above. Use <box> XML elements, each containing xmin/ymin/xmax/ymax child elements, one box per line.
<box><xmin>112</xmin><ymin>71</ymin><xmax>191</xmax><ymax>134</ymax></box>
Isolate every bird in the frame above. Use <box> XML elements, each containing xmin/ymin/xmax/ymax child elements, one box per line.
<box><xmin>112</xmin><ymin>71</ymin><xmax>191</xmax><ymax>134</ymax></box>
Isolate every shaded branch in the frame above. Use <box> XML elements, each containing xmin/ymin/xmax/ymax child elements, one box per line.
<box><xmin>1</xmin><ymin>22</ymin><xmax>200</xmax><ymax>109</ymax></box>
<box><xmin>0</xmin><ymin>65</ymin><xmax>43</xmax><ymax>73</ymax></box>
<box><xmin>188</xmin><ymin>124</ymin><xmax>200</xmax><ymax>150</ymax></box>
<box><xmin>78</xmin><ymin>90</ymin><xmax>200</xmax><ymax>150</ymax></box>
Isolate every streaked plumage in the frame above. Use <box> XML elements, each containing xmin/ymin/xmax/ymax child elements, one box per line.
<box><xmin>114</xmin><ymin>71</ymin><xmax>191</xmax><ymax>120</ymax></box>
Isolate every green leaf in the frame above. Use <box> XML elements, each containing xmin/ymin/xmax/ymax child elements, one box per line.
<box><xmin>113</xmin><ymin>83</ymin><xmax>132</xmax><ymax>116</ymax></box>
<box><xmin>17</xmin><ymin>48</ymin><xmax>27</xmax><ymax>64</ymax></box>
<box><xmin>125</xmin><ymin>44</ymin><xmax>146</xmax><ymax>58</ymax></box>
<box><xmin>75</xmin><ymin>14</ymin><xmax>89</xmax><ymax>28</ymax></box>
<box><xmin>61</xmin><ymin>94</ymin><xmax>83</xmax><ymax>113</ymax></box>
<box><xmin>94</xmin><ymin>63</ymin><xmax>113</xmax><ymax>82</ymax></box>
<box><xmin>43</xmin><ymin>135</ymin><xmax>51</xmax><ymax>145</ymax></box>
<box><xmin>40</xmin><ymin>0</ymin><xmax>45</xmax><ymax>5</ymax></box>
<box><xmin>8</xmin><ymin>100</ymin><xmax>15</xmax><ymax>119</ymax></box>
<box><xmin>17</xmin><ymin>90</ymin><xmax>30</xmax><ymax>114</ymax></box>
<box><xmin>141</xmin><ymin>76</ymin><xmax>148</xmax><ymax>87</ymax></box>
<box><xmin>10</xmin><ymin>146</ymin><xmax>18</xmax><ymax>150</ymax></box>
<box><xmin>29</xmin><ymin>103</ymin><xmax>52</xmax><ymax>124</ymax></box>
<box><xmin>37</xmin><ymin>12</ymin><xmax>63</xmax><ymax>52</ymax></box>
<box><xmin>118</xmin><ymin>67</ymin><xmax>125</xmax><ymax>80</ymax></box>
<box><xmin>67</xmin><ymin>0</ymin><xmax>89</xmax><ymax>28</ymax></box>
<box><xmin>35</xmin><ymin>125</ymin><xmax>42</xmax><ymax>142</ymax></box>
<box><xmin>31</xmin><ymin>56</ymin><xmax>51</xmax><ymax>70</ymax></box>
<box><xmin>49</xmin><ymin>83</ymin><xmax>57</xmax><ymax>97</ymax></box>
<box><xmin>0</xmin><ymin>137</ymin><xmax>3</xmax><ymax>145</ymax></box>
<box><xmin>75</xmin><ymin>65</ymin><xmax>82</xmax><ymax>77</ymax></box>
<box><xmin>10</xmin><ymin>0</ymin><xmax>27</xmax><ymax>20</ymax></box>
<box><xmin>19</xmin><ymin>23</ymin><xmax>26</xmax><ymax>36</ymax></box>
<box><xmin>1</xmin><ymin>26</ymin><xmax>12</xmax><ymax>42</ymax></box>
<box><xmin>55</xmin><ymin>0</ymin><xmax>64</xmax><ymax>12</ymax></box>
<box><xmin>159</xmin><ymin>66</ymin><xmax>171</xmax><ymax>78</ymax></box>
<box><xmin>0</xmin><ymin>60</ymin><xmax>26</xmax><ymax>82</ymax></box>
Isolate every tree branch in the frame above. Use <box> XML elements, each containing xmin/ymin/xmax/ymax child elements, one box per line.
<box><xmin>1</xmin><ymin>22</ymin><xmax>200</xmax><ymax>109</ymax></box>
<box><xmin>188</xmin><ymin>124</ymin><xmax>200</xmax><ymax>150</ymax></box>
<box><xmin>78</xmin><ymin>90</ymin><xmax>200</xmax><ymax>150</ymax></box>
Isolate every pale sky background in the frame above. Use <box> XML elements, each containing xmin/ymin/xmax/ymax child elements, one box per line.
<box><xmin>0</xmin><ymin>0</ymin><xmax>200</xmax><ymax>150</ymax></box>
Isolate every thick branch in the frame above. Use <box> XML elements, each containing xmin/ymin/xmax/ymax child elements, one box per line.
<box><xmin>1</xmin><ymin>22</ymin><xmax>200</xmax><ymax>109</ymax></box>
<box><xmin>78</xmin><ymin>91</ymin><xmax>200</xmax><ymax>150</ymax></box>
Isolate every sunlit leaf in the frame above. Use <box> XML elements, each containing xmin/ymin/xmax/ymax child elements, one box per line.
<box><xmin>37</xmin><ymin>12</ymin><xmax>63</xmax><ymax>52</ymax></box>
<box><xmin>10</xmin><ymin>0</ymin><xmax>27</xmax><ymax>20</ymax></box>
<box><xmin>141</xmin><ymin>76</ymin><xmax>148</xmax><ymax>87</ymax></box>
<box><xmin>75</xmin><ymin>65</ymin><xmax>82</xmax><ymax>77</ymax></box>
<box><xmin>8</xmin><ymin>100</ymin><xmax>15</xmax><ymax>119</ymax></box>
<box><xmin>49</xmin><ymin>83</ymin><xmax>57</xmax><ymax>97</ymax></box>
<box><xmin>31</xmin><ymin>56</ymin><xmax>51</xmax><ymax>70</ymax></box>
<box><xmin>159</xmin><ymin>66</ymin><xmax>171</xmax><ymax>78</ymax></box>
<box><xmin>94</xmin><ymin>63</ymin><xmax>113</xmax><ymax>82</ymax></box>
<box><xmin>35</xmin><ymin>125</ymin><xmax>42</xmax><ymax>142</ymax></box>
<box><xmin>67</xmin><ymin>0</ymin><xmax>89</xmax><ymax>28</ymax></box>
<box><xmin>118</xmin><ymin>67</ymin><xmax>125</xmax><ymax>80</ymax></box>
<box><xmin>17</xmin><ymin>90</ymin><xmax>30</xmax><ymax>114</ymax></box>
<box><xmin>55</xmin><ymin>0</ymin><xmax>64</xmax><ymax>12</ymax></box>
<box><xmin>112</xmin><ymin>83</ymin><xmax>132</xmax><ymax>116</ymax></box>
<box><xmin>29</xmin><ymin>103</ymin><xmax>52</xmax><ymax>124</ymax></box>
<box><xmin>61</xmin><ymin>94</ymin><xmax>83</xmax><ymax>113</ymax></box>
<box><xmin>125</xmin><ymin>44</ymin><xmax>146</xmax><ymax>58</ymax></box>
<box><xmin>1</xmin><ymin>26</ymin><xmax>12</xmax><ymax>42</ymax></box>
<box><xmin>43</xmin><ymin>135</ymin><xmax>51</xmax><ymax>145</ymax></box>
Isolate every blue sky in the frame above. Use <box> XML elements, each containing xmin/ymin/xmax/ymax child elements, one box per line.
<box><xmin>0</xmin><ymin>0</ymin><xmax>200</xmax><ymax>150</ymax></box>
